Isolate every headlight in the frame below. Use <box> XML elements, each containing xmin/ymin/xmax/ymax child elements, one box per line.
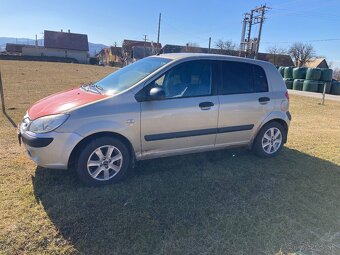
<box><xmin>28</xmin><ymin>114</ymin><xmax>69</xmax><ymax>133</ymax></box>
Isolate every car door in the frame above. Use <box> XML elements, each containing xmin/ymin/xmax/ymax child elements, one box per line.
<box><xmin>139</xmin><ymin>60</ymin><xmax>219</xmax><ymax>158</ymax></box>
<box><xmin>216</xmin><ymin>61</ymin><xmax>274</xmax><ymax>147</ymax></box>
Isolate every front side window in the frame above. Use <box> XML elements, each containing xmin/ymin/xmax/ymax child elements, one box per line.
<box><xmin>95</xmin><ymin>57</ymin><xmax>171</xmax><ymax>95</ymax></box>
<box><xmin>153</xmin><ymin>60</ymin><xmax>212</xmax><ymax>99</ymax></box>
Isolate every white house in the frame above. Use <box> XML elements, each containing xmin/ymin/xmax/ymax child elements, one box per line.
<box><xmin>22</xmin><ymin>30</ymin><xmax>89</xmax><ymax>63</ymax></box>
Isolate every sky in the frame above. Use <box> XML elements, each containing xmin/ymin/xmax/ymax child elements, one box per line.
<box><xmin>1</xmin><ymin>0</ymin><xmax>340</xmax><ymax>66</ymax></box>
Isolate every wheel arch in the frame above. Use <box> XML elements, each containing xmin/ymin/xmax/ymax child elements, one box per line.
<box><xmin>254</xmin><ymin>118</ymin><xmax>289</xmax><ymax>145</ymax></box>
<box><xmin>68</xmin><ymin>131</ymin><xmax>136</xmax><ymax>170</ymax></box>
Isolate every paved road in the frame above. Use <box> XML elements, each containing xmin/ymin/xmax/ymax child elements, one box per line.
<box><xmin>288</xmin><ymin>89</ymin><xmax>340</xmax><ymax>102</ymax></box>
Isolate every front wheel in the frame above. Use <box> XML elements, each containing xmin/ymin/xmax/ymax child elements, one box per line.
<box><xmin>75</xmin><ymin>136</ymin><xmax>130</xmax><ymax>186</ymax></box>
<box><xmin>252</xmin><ymin>122</ymin><xmax>286</xmax><ymax>158</ymax></box>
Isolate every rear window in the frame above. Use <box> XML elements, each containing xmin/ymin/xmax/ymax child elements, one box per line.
<box><xmin>221</xmin><ymin>61</ymin><xmax>268</xmax><ymax>95</ymax></box>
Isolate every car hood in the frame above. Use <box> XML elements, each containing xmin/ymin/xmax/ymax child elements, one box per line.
<box><xmin>28</xmin><ymin>88</ymin><xmax>109</xmax><ymax>120</ymax></box>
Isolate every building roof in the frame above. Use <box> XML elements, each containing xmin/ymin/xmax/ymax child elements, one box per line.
<box><xmin>122</xmin><ymin>40</ymin><xmax>161</xmax><ymax>53</ymax></box>
<box><xmin>162</xmin><ymin>44</ymin><xmax>294</xmax><ymax>67</ymax></box>
<box><xmin>305</xmin><ymin>58</ymin><xmax>328</xmax><ymax>68</ymax></box>
<box><xmin>44</xmin><ymin>30</ymin><xmax>89</xmax><ymax>51</ymax></box>
<box><xmin>5</xmin><ymin>43</ymin><xmax>26</xmax><ymax>53</ymax></box>
<box><xmin>110</xmin><ymin>46</ymin><xmax>122</xmax><ymax>55</ymax></box>
<box><xmin>257</xmin><ymin>52</ymin><xmax>294</xmax><ymax>67</ymax></box>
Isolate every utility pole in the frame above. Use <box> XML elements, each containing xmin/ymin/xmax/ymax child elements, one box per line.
<box><xmin>239</xmin><ymin>13</ymin><xmax>248</xmax><ymax>56</ymax></box>
<box><xmin>0</xmin><ymin>69</ymin><xmax>5</xmax><ymax>114</ymax></box>
<box><xmin>143</xmin><ymin>35</ymin><xmax>148</xmax><ymax>58</ymax></box>
<box><xmin>255</xmin><ymin>5</ymin><xmax>267</xmax><ymax>59</ymax></box>
<box><xmin>157</xmin><ymin>13</ymin><xmax>161</xmax><ymax>45</ymax></box>
<box><xmin>114</xmin><ymin>41</ymin><xmax>117</xmax><ymax>62</ymax></box>
<box><xmin>208</xmin><ymin>37</ymin><xmax>211</xmax><ymax>53</ymax></box>
<box><xmin>239</xmin><ymin>4</ymin><xmax>270</xmax><ymax>58</ymax></box>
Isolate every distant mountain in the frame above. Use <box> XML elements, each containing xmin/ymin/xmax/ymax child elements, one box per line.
<box><xmin>0</xmin><ymin>37</ymin><xmax>108</xmax><ymax>56</ymax></box>
<box><xmin>88</xmin><ymin>42</ymin><xmax>108</xmax><ymax>56</ymax></box>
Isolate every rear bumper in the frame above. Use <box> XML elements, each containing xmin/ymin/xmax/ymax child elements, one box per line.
<box><xmin>286</xmin><ymin>111</ymin><xmax>292</xmax><ymax>121</ymax></box>
<box><xmin>20</xmin><ymin>130</ymin><xmax>82</xmax><ymax>169</ymax></box>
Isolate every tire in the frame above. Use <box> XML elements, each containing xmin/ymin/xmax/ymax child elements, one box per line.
<box><xmin>252</xmin><ymin>122</ymin><xmax>286</xmax><ymax>158</ymax></box>
<box><xmin>75</xmin><ymin>136</ymin><xmax>130</xmax><ymax>186</ymax></box>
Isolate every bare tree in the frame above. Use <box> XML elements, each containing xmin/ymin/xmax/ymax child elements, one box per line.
<box><xmin>267</xmin><ymin>45</ymin><xmax>287</xmax><ymax>55</ymax></box>
<box><xmin>333</xmin><ymin>68</ymin><xmax>340</xmax><ymax>80</ymax></box>
<box><xmin>325</xmin><ymin>61</ymin><xmax>340</xmax><ymax>80</ymax></box>
<box><xmin>215</xmin><ymin>39</ymin><xmax>236</xmax><ymax>50</ymax></box>
<box><xmin>288</xmin><ymin>42</ymin><xmax>315</xmax><ymax>67</ymax></box>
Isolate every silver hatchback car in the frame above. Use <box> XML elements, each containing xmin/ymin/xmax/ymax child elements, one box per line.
<box><xmin>18</xmin><ymin>53</ymin><xmax>291</xmax><ymax>186</ymax></box>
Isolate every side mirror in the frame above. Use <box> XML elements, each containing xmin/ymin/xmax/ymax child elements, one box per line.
<box><xmin>149</xmin><ymin>87</ymin><xmax>165</xmax><ymax>100</ymax></box>
<box><xmin>134</xmin><ymin>85</ymin><xmax>166</xmax><ymax>102</ymax></box>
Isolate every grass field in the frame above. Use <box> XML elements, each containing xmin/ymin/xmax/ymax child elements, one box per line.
<box><xmin>0</xmin><ymin>60</ymin><xmax>339</xmax><ymax>255</ymax></box>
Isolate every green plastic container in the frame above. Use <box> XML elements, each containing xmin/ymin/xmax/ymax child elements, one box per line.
<box><xmin>284</xmin><ymin>78</ymin><xmax>294</xmax><ymax>89</ymax></box>
<box><xmin>293</xmin><ymin>79</ymin><xmax>304</xmax><ymax>90</ymax></box>
<box><xmin>278</xmin><ymin>66</ymin><xmax>285</xmax><ymax>77</ymax></box>
<box><xmin>292</xmin><ymin>67</ymin><xmax>307</xmax><ymax>79</ymax></box>
<box><xmin>331</xmin><ymin>81</ymin><xmax>340</xmax><ymax>95</ymax></box>
<box><xmin>306</xmin><ymin>68</ymin><xmax>322</xmax><ymax>80</ymax></box>
<box><xmin>320</xmin><ymin>68</ymin><xmax>333</xmax><ymax>82</ymax></box>
<box><xmin>317</xmin><ymin>81</ymin><xmax>332</xmax><ymax>94</ymax></box>
<box><xmin>284</xmin><ymin>67</ymin><xmax>294</xmax><ymax>79</ymax></box>
<box><xmin>303</xmin><ymin>80</ymin><xmax>319</xmax><ymax>92</ymax></box>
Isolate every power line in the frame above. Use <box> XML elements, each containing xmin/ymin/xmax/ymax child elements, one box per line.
<box><xmin>262</xmin><ymin>38</ymin><xmax>340</xmax><ymax>44</ymax></box>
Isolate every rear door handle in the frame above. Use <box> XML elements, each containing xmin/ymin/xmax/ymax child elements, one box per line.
<box><xmin>258</xmin><ymin>97</ymin><xmax>270</xmax><ymax>104</ymax></box>
<box><xmin>199</xmin><ymin>101</ymin><xmax>214</xmax><ymax>110</ymax></box>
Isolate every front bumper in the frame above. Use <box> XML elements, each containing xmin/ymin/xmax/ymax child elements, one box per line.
<box><xmin>19</xmin><ymin>127</ymin><xmax>83</xmax><ymax>169</ymax></box>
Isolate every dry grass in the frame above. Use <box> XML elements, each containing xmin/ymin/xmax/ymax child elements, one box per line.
<box><xmin>0</xmin><ymin>60</ymin><xmax>339</xmax><ymax>255</ymax></box>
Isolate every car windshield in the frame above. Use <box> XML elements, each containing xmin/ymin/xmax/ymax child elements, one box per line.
<box><xmin>94</xmin><ymin>57</ymin><xmax>171</xmax><ymax>95</ymax></box>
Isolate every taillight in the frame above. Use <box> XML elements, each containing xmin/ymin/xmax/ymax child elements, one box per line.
<box><xmin>285</xmin><ymin>91</ymin><xmax>289</xmax><ymax>101</ymax></box>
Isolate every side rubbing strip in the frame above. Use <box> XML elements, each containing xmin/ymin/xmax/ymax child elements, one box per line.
<box><xmin>217</xmin><ymin>124</ymin><xmax>254</xmax><ymax>134</ymax></box>
<box><xmin>144</xmin><ymin>124</ymin><xmax>254</xmax><ymax>141</ymax></box>
<box><xmin>145</xmin><ymin>128</ymin><xmax>216</xmax><ymax>141</ymax></box>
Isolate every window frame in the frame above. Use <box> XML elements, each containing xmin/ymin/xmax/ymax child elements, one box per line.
<box><xmin>217</xmin><ymin>60</ymin><xmax>269</xmax><ymax>96</ymax></box>
<box><xmin>142</xmin><ymin>59</ymin><xmax>219</xmax><ymax>101</ymax></box>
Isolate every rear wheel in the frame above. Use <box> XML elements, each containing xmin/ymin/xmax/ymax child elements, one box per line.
<box><xmin>252</xmin><ymin>122</ymin><xmax>286</xmax><ymax>158</ymax></box>
<box><xmin>75</xmin><ymin>136</ymin><xmax>130</xmax><ymax>186</ymax></box>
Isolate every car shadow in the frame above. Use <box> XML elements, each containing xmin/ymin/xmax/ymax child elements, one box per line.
<box><xmin>32</xmin><ymin>148</ymin><xmax>340</xmax><ymax>255</ymax></box>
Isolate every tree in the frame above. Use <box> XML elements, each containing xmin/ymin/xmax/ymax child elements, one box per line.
<box><xmin>329</xmin><ymin>62</ymin><xmax>340</xmax><ymax>80</ymax></box>
<box><xmin>214</xmin><ymin>39</ymin><xmax>236</xmax><ymax>50</ymax></box>
<box><xmin>288</xmin><ymin>42</ymin><xmax>315</xmax><ymax>67</ymax></box>
<box><xmin>267</xmin><ymin>45</ymin><xmax>287</xmax><ymax>55</ymax></box>
<box><xmin>266</xmin><ymin>46</ymin><xmax>288</xmax><ymax>66</ymax></box>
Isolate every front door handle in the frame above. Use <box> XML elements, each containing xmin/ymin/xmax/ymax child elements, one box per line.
<box><xmin>199</xmin><ymin>101</ymin><xmax>214</xmax><ymax>110</ymax></box>
<box><xmin>258</xmin><ymin>97</ymin><xmax>270</xmax><ymax>104</ymax></box>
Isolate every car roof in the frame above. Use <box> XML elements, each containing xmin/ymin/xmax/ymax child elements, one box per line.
<box><xmin>154</xmin><ymin>53</ymin><xmax>271</xmax><ymax>66</ymax></box>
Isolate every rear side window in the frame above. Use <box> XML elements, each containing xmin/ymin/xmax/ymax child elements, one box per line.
<box><xmin>221</xmin><ymin>61</ymin><xmax>268</xmax><ymax>94</ymax></box>
<box><xmin>253</xmin><ymin>65</ymin><xmax>269</xmax><ymax>92</ymax></box>
<box><xmin>221</xmin><ymin>61</ymin><xmax>253</xmax><ymax>94</ymax></box>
